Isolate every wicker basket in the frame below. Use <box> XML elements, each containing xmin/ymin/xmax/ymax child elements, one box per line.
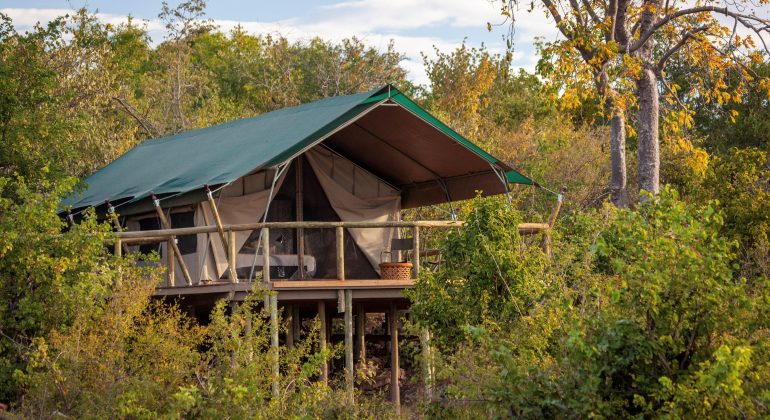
<box><xmin>379</xmin><ymin>262</ymin><xmax>413</xmax><ymax>280</ymax></box>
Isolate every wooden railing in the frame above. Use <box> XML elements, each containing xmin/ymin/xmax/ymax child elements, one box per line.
<box><xmin>110</xmin><ymin>220</ymin><xmax>552</xmax><ymax>287</ymax></box>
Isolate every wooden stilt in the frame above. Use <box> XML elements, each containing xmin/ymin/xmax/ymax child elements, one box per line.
<box><xmin>344</xmin><ymin>290</ymin><xmax>354</xmax><ymax>403</ymax></box>
<box><xmin>114</xmin><ymin>239</ymin><xmax>122</xmax><ymax>257</ymax></box>
<box><xmin>292</xmin><ymin>305</ymin><xmax>301</xmax><ymax>342</ymax></box>
<box><xmin>269</xmin><ymin>293</ymin><xmax>280</xmax><ymax>398</ymax></box>
<box><xmin>389</xmin><ymin>302</ymin><xmax>401</xmax><ymax>412</ymax></box>
<box><xmin>356</xmin><ymin>304</ymin><xmax>366</xmax><ymax>363</ymax></box>
<box><xmin>542</xmin><ymin>187</ymin><xmax>566</xmax><ymax>257</ymax></box>
<box><xmin>151</xmin><ymin>196</ymin><xmax>193</xmax><ymax>285</ymax></box>
<box><xmin>107</xmin><ymin>203</ymin><xmax>128</xmax><ymax>255</ymax></box>
<box><xmin>421</xmin><ymin>328</ymin><xmax>433</xmax><ymax>401</ymax></box>
<box><xmin>286</xmin><ymin>304</ymin><xmax>294</xmax><ymax>349</ymax></box>
<box><xmin>318</xmin><ymin>301</ymin><xmax>328</xmax><ymax>385</ymax></box>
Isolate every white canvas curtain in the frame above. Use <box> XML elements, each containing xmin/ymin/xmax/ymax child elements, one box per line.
<box><xmin>305</xmin><ymin>147</ymin><xmax>401</xmax><ymax>273</ymax></box>
<box><xmin>195</xmin><ymin>169</ymin><xmax>288</xmax><ymax>280</ymax></box>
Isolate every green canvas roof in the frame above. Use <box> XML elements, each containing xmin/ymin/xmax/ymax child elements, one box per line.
<box><xmin>63</xmin><ymin>85</ymin><xmax>534</xmax><ymax>212</ymax></box>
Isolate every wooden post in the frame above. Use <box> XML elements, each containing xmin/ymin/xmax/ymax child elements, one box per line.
<box><xmin>318</xmin><ymin>301</ymin><xmax>329</xmax><ymax>385</ymax></box>
<box><xmin>269</xmin><ymin>293</ymin><xmax>280</xmax><ymax>398</ymax></box>
<box><xmin>151</xmin><ymin>197</ymin><xmax>193</xmax><ymax>286</ymax></box>
<box><xmin>336</xmin><ymin>226</ymin><xmax>345</xmax><ymax>280</ymax></box>
<box><xmin>228</xmin><ymin>229</ymin><xmax>238</xmax><ymax>283</ymax></box>
<box><xmin>389</xmin><ymin>302</ymin><xmax>400</xmax><ymax>412</ymax></box>
<box><xmin>114</xmin><ymin>239</ymin><xmax>122</xmax><ymax>257</ymax></box>
<box><xmin>286</xmin><ymin>304</ymin><xmax>294</xmax><ymax>349</ymax></box>
<box><xmin>262</xmin><ymin>227</ymin><xmax>270</xmax><ymax>284</ymax></box>
<box><xmin>296</xmin><ymin>157</ymin><xmax>306</xmax><ymax>279</ymax></box>
<box><xmin>542</xmin><ymin>187</ymin><xmax>566</xmax><ymax>257</ymax></box>
<box><xmin>167</xmin><ymin>240</ymin><xmax>175</xmax><ymax>287</ymax></box>
<box><xmin>344</xmin><ymin>289</ymin><xmax>354</xmax><ymax>403</ymax></box>
<box><xmin>412</xmin><ymin>225</ymin><xmax>420</xmax><ymax>278</ymax></box>
<box><xmin>356</xmin><ymin>304</ymin><xmax>366</xmax><ymax>364</ymax></box>
<box><xmin>421</xmin><ymin>328</ymin><xmax>433</xmax><ymax>401</ymax></box>
<box><xmin>292</xmin><ymin>305</ymin><xmax>301</xmax><ymax>342</ymax></box>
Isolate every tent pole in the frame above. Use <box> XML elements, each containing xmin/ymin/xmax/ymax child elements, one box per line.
<box><xmin>152</xmin><ymin>195</ymin><xmax>193</xmax><ymax>286</ymax></box>
<box><xmin>205</xmin><ymin>186</ymin><xmax>238</xmax><ymax>282</ymax></box>
<box><xmin>106</xmin><ymin>202</ymin><xmax>128</xmax><ymax>255</ymax></box>
<box><xmin>248</xmin><ymin>162</ymin><xmax>290</xmax><ymax>282</ymax></box>
<box><xmin>296</xmin><ymin>157</ymin><xmax>306</xmax><ymax>279</ymax></box>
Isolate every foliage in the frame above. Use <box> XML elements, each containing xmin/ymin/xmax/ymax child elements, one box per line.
<box><xmin>17</xmin><ymin>267</ymin><xmax>201</xmax><ymax>418</ymax></box>
<box><xmin>2</xmin><ymin>1</ymin><xmax>770</xmax><ymax>417</ymax></box>
<box><xmin>0</xmin><ymin>177</ymin><xmax>118</xmax><ymax>402</ymax></box>
<box><xmin>412</xmin><ymin>189</ymin><xmax>770</xmax><ymax>418</ymax></box>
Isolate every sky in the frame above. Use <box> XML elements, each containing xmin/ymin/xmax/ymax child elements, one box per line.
<box><xmin>0</xmin><ymin>0</ymin><xmax>560</xmax><ymax>85</ymax></box>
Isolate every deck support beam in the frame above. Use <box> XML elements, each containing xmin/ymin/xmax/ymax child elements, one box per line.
<box><xmin>286</xmin><ymin>304</ymin><xmax>294</xmax><ymax>349</ymax></box>
<box><xmin>292</xmin><ymin>305</ymin><xmax>301</xmax><ymax>342</ymax></box>
<box><xmin>344</xmin><ymin>289</ymin><xmax>354</xmax><ymax>403</ymax></box>
<box><xmin>318</xmin><ymin>301</ymin><xmax>329</xmax><ymax>385</ymax></box>
<box><xmin>389</xmin><ymin>302</ymin><xmax>401</xmax><ymax>412</ymax></box>
<box><xmin>356</xmin><ymin>304</ymin><xmax>366</xmax><ymax>364</ymax></box>
<box><xmin>421</xmin><ymin>328</ymin><xmax>434</xmax><ymax>401</ymax></box>
<box><xmin>269</xmin><ymin>293</ymin><xmax>280</xmax><ymax>398</ymax></box>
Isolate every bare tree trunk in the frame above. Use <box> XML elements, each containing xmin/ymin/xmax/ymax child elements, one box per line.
<box><xmin>610</xmin><ymin>107</ymin><xmax>628</xmax><ymax>207</ymax></box>
<box><xmin>597</xmin><ymin>68</ymin><xmax>628</xmax><ymax>207</ymax></box>
<box><xmin>636</xmin><ymin>67</ymin><xmax>660</xmax><ymax>196</ymax></box>
<box><xmin>636</xmin><ymin>0</ymin><xmax>661</xmax><ymax>197</ymax></box>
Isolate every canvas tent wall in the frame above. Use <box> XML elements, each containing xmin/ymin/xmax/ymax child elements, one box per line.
<box><xmin>125</xmin><ymin>144</ymin><xmax>401</xmax><ymax>283</ymax></box>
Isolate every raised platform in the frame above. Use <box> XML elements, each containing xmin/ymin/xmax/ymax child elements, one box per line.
<box><xmin>153</xmin><ymin>279</ymin><xmax>415</xmax><ymax>302</ymax></box>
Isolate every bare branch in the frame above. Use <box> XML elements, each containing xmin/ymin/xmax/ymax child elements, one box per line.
<box><xmin>625</xmin><ymin>6</ymin><xmax>770</xmax><ymax>53</ymax></box>
<box><xmin>656</xmin><ymin>25</ymin><xmax>709</xmax><ymax>71</ymax></box>
<box><xmin>112</xmin><ymin>97</ymin><xmax>158</xmax><ymax>138</ymax></box>
<box><xmin>580</xmin><ymin>0</ymin><xmax>603</xmax><ymax>24</ymax></box>
<box><xmin>569</xmin><ymin>0</ymin><xmax>587</xmax><ymax>27</ymax></box>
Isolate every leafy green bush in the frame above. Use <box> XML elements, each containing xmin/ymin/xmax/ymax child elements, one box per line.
<box><xmin>411</xmin><ymin>188</ymin><xmax>770</xmax><ymax>418</ymax></box>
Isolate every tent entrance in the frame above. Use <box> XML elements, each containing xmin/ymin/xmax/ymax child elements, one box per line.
<box><xmin>236</xmin><ymin>157</ymin><xmax>380</xmax><ymax>280</ymax></box>
<box><xmin>188</xmin><ymin>145</ymin><xmax>401</xmax><ymax>283</ymax></box>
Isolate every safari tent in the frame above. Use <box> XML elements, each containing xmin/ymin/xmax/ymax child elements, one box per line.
<box><xmin>63</xmin><ymin>84</ymin><xmax>558</xmax><ymax>405</ymax></box>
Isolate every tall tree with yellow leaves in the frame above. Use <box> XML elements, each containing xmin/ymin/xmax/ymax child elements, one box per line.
<box><xmin>494</xmin><ymin>0</ymin><xmax>770</xmax><ymax>205</ymax></box>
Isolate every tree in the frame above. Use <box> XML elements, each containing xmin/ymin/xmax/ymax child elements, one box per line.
<box><xmin>494</xmin><ymin>0</ymin><xmax>770</xmax><ymax>203</ymax></box>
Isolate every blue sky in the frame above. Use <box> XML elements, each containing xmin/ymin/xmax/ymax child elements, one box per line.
<box><xmin>1</xmin><ymin>0</ymin><xmax>559</xmax><ymax>85</ymax></box>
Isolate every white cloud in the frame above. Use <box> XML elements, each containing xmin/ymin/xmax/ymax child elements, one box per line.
<box><xmin>0</xmin><ymin>7</ymin><xmax>164</xmax><ymax>32</ymax></box>
<box><xmin>0</xmin><ymin>1</ymin><xmax>558</xmax><ymax>85</ymax></box>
